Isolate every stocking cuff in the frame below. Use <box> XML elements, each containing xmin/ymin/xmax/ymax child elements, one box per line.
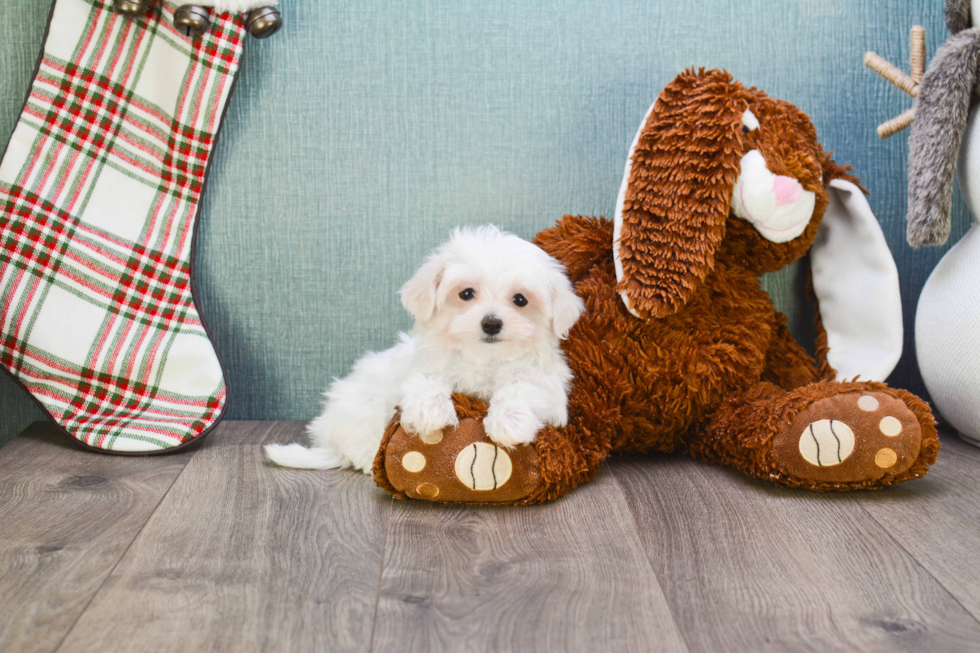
<box><xmin>196</xmin><ymin>0</ymin><xmax>279</xmax><ymax>13</ymax></box>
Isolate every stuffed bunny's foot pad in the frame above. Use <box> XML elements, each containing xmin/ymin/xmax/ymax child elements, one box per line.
<box><xmin>772</xmin><ymin>391</ymin><xmax>922</xmax><ymax>484</ymax></box>
<box><xmin>377</xmin><ymin>417</ymin><xmax>541</xmax><ymax>504</ymax></box>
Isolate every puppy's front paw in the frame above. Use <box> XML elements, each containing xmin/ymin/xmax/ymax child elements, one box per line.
<box><xmin>485</xmin><ymin>406</ymin><xmax>540</xmax><ymax>449</ymax></box>
<box><xmin>400</xmin><ymin>394</ymin><xmax>459</xmax><ymax>439</ymax></box>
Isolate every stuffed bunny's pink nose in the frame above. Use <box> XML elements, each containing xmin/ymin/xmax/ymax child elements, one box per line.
<box><xmin>773</xmin><ymin>176</ymin><xmax>803</xmax><ymax>206</ymax></box>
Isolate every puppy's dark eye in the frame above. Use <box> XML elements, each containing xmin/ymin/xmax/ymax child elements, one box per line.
<box><xmin>459</xmin><ymin>288</ymin><xmax>475</xmax><ymax>301</ymax></box>
<box><xmin>513</xmin><ymin>294</ymin><xmax>527</xmax><ymax>307</ymax></box>
<box><xmin>742</xmin><ymin>125</ymin><xmax>750</xmax><ymax>134</ymax></box>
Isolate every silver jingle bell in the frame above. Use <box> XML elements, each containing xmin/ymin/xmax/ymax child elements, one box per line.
<box><xmin>246</xmin><ymin>6</ymin><xmax>283</xmax><ymax>39</ymax></box>
<box><xmin>173</xmin><ymin>5</ymin><xmax>211</xmax><ymax>38</ymax></box>
<box><xmin>113</xmin><ymin>0</ymin><xmax>150</xmax><ymax>17</ymax></box>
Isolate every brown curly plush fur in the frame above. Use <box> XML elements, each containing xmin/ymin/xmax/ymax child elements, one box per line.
<box><xmin>375</xmin><ymin>69</ymin><xmax>940</xmax><ymax>504</ymax></box>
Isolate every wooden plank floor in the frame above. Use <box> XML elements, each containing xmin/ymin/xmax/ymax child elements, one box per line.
<box><xmin>2</xmin><ymin>421</ymin><xmax>979</xmax><ymax>652</ymax></box>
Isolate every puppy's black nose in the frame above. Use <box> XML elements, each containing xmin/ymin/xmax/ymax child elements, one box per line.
<box><xmin>481</xmin><ymin>315</ymin><xmax>503</xmax><ymax>336</ymax></box>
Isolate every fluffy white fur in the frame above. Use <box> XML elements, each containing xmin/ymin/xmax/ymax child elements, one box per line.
<box><xmin>195</xmin><ymin>0</ymin><xmax>278</xmax><ymax>13</ymax></box>
<box><xmin>265</xmin><ymin>225</ymin><xmax>585</xmax><ymax>473</ymax></box>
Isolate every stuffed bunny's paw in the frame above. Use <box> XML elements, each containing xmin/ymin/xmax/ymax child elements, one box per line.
<box><xmin>770</xmin><ymin>389</ymin><xmax>930</xmax><ymax>487</ymax></box>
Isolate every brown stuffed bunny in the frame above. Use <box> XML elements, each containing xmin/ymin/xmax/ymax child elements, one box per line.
<box><xmin>374</xmin><ymin>69</ymin><xmax>940</xmax><ymax>505</ymax></box>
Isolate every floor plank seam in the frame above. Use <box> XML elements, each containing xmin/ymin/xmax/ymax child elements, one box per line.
<box><xmin>367</xmin><ymin>494</ymin><xmax>395</xmax><ymax>653</ymax></box>
<box><xmin>851</xmin><ymin>496</ymin><xmax>980</xmax><ymax>626</ymax></box>
<box><xmin>608</xmin><ymin>462</ymin><xmax>693</xmax><ymax>653</ymax></box>
<box><xmin>48</xmin><ymin>436</ymin><xmax>211</xmax><ymax>652</ymax></box>
<box><xmin>50</xmin><ymin>468</ymin><xmax>188</xmax><ymax>651</ymax></box>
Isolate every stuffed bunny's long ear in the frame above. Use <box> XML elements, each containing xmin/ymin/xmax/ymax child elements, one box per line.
<box><xmin>810</xmin><ymin>179</ymin><xmax>903</xmax><ymax>381</ymax></box>
<box><xmin>613</xmin><ymin>70</ymin><xmax>745</xmax><ymax>319</ymax></box>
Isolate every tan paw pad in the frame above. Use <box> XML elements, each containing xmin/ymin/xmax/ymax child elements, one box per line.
<box><xmin>798</xmin><ymin>420</ymin><xmax>855</xmax><ymax>467</ymax></box>
<box><xmin>454</xmin><ymin>442</ymin><xmax>513</xmax><ymax>491</ymax></box>
<box><xmin>401</xmin><ymin>451</ymin><xmax>426</xmax><ymax>473</ymax></box>
<box><xmin>420</xmin><ymin>429</ymin><xmax>443</xmax><ymax>445</ymax></box>
<box><xmin>875</xmin><ymin>448</ymin><xmax>897</xmax><ymax>468</ymax></box>
<box><xmin>879</xmin><ymin>416</ymin><xmax>902</xmax><ymax>437</ymax></box>
<box><xmin>858</xmin><ymin>395</ymin><xmax>879</xmax><ymax>411</ymax></box>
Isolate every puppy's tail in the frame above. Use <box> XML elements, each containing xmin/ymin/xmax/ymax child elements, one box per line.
<box><xmin>264</xmin><ymin>443</ymin><xmax>346</xmax><ymax>470</ymax></box>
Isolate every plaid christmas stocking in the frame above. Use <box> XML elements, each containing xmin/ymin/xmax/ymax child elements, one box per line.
<box><xmin>0</xmin><ymin>0</ymin><xmax>251</xmax><ymax>452</ymax></box>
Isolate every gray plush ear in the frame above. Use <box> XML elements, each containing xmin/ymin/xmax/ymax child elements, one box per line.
<box><xmin>947</xmin><ymin>0</ymin><xmax>971</xmax><ymax>34</ymax></box>
<box><xmin>811</xmin><ymin>180</ymin><xmax>903</xmax><ymax>382</ymax></box>
<box><xmin>907</xmin><ymin>28</ymin><xmax>980</xmax><ymax>246</ymax></box>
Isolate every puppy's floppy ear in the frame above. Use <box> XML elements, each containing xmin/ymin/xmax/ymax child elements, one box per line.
<box><xmin>810</xmin><ymin>179</ymin><xmax>903</xmax><ymax>381</ymax></box>
<box><xmin>613</xmin><ymin>69</ymin><xmax>746</xmax><ymax>319</ymax></box>
<box><xmin>399</xmin><ymin>252</ymin><xmax>446</xmax><ymax>324</ymax></box>
<box><xmin>547</xmin><ymin>264</ymin><xmax>585</xmax><ymax>339</ymax></box>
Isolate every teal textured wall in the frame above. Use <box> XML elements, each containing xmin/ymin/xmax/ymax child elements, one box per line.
<box><xmin>0</xmin><ymin>0</ymin><xmax>966</xmax><ymax>444</ymax></box>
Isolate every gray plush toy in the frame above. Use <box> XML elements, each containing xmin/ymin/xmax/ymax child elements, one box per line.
<box><xmin>901</xmin><ymin>0</ymin><xmax>980</xmax><ymax>446</ymax></box>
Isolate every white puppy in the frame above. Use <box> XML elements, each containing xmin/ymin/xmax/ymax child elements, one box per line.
<box><xmin>264</xmin><ymin>225</ymin><xmax>585</xmax><ymax>473</ymax></box>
